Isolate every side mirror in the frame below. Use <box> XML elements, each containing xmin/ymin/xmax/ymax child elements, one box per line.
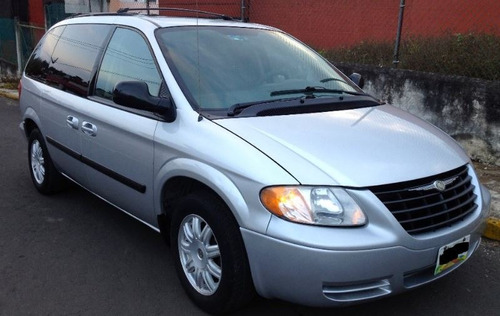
<box><xmin>348</xmin><ymin>73</ymin><xmax>365</xmax><ymax>89</ymax></box>
<box><xmin>113</xmin><ymin>81</ymin><xmax>176</xmax><ymax>122</ymax></box>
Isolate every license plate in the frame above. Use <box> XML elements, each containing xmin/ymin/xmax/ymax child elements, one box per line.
<box><xmin>434</xmin><ymin>235</ymin><xmax>470</xmax><ymax>275</ymax></box>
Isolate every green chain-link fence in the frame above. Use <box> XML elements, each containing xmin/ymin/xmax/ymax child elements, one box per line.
<box><xmin>0</xmin><ymin>18</ymin><xmax>17</xmax><ymax>74</ymax></box>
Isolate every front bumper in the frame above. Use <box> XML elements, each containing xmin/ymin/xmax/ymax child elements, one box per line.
<box><xmin>241</xmin><ymin>227</ymin><xmax>482</xmax><ymax>306</ymax></box>
<box><xmin>241</xmin><ymin>183</ymin><xmax>490</xmax><ymax>307</ymax></box>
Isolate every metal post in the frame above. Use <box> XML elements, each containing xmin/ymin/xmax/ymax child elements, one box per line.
<box><xmin>393</xmin><ymin>0</ymin><xmax>405</xmax><ymax>67</ymax></box>
<box><xmin>14</xmin><ymin>17</ymin><xmax>23</xmax><ymax>77</ymax></box>
<box><xmin>44</xmin><ymin>4</ymin><xmax>49</xmax><ymax>30</ymax></box>
<box><xmin>241</xmin><ymin>0</ymin><xmax>246</xmax><ymax>22</ymax></box>
<box><xmin>89</xmin><ymin>0</ymin><xmax>92</xmax><ymax>12</ymax></box>
<box><xmin>146</xmin><ymin>0</ymin><xmax>150</xmax><ymax>15</ymax></box>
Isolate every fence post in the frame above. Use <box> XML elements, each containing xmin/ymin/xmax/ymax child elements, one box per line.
<box><xmin>14</xmin><ymin>17</ymin><xmax>23</xmax><ymax>77</ymax></box>
<box><xmin>393</xmin><ymin>0</ymin><xmax>406</xmax><ymax>67</ymax></box>
<box><xmin>241</xmin><ymin>0</ymin><xmax>246</xmax><ymax>21</ymax></box>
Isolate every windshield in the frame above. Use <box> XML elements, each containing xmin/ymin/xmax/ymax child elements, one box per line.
<box><xmin>156</xmin><ymin>26</ymin><xmax>361</xmax><ymax>113</ymax></box>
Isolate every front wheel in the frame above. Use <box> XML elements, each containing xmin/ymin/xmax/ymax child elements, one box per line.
<box><xmin>170</xmin><ymin>191</ymin><xmax>254</xmax><ymax>314</ymax></box>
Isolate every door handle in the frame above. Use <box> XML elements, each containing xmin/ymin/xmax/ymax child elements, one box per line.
<box><xmin>81</xmin><ymin>121</ymin><xmax>97</xmax><ymax>137</ymax></box>
<box><xmin>66</xmin><ymin>115</ymin><xmax>79</xmax><ymax>129</ymax></box>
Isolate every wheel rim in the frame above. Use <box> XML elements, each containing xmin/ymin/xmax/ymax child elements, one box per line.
<box><xmin>30</xmin><ymin>140</ymin><xmax>45</xmax><ymax>185</ymax></box>
<box><xmin>178</xmin><ymin>214</ymin><xmax>222</xmax><ymax>296</ymax></box>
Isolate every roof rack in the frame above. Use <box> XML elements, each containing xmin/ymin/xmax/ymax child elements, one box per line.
<box><xmin>116</xmin><ymin>7</ymin><xmax>235</xmax><ymax>21</ymax></box>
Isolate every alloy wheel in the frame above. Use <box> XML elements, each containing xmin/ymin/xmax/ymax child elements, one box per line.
<box><xmin>178</xmin><ymin>214</ymin><xmax>222</xmax><ymax>295</ymax></box>
<box><xmin>30</xmin><ymin>139</ymin><xmax>45</xmax><ymax>185</ymax></box>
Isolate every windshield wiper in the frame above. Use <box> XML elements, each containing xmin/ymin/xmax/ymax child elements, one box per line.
<box><xmin>227</xmin><ymin>97</ymin><xmax>302</xmax><ymax>116</ymax></box>
<box><xmin>270</xmin><ymin>86</ymin><xmax>365</xmax><ymax>97</ymax></box>
<box><xmin>228</xmin><ymin>87</ymin><xmax>370</xmax><ymax>117</ymax></box>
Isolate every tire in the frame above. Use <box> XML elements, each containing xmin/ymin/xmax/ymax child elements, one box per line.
<box><xmin>170</xmin><ymin>191</ymin><xmax>254</xmax><ymax>314</ymax></box>
<box><xmin>28</xmin><ymin>129</ymin><xmax>64</xmax><ymax>194</ymax></box>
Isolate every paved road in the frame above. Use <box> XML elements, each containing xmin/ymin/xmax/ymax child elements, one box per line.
<box><xmin>1</xmin><ymin>96</ymin><xmax>499</xmax><ymax>315</ymax></box>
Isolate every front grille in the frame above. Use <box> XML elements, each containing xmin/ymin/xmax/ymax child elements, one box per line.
<box><xmin>370</xmin><ymin>165</ymin><xmax>477</xmax><ymax>235</ymax></box>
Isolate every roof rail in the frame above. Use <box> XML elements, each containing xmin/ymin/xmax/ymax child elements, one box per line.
<box><xmin>117</xmin><ymin>7</ymin><xmax>235</xmax><ymax>21</ymax></box>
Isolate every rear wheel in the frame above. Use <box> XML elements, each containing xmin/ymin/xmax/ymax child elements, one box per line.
<box><xmin>28</xmin><ymin>129</ymin><xmax>64</xmax><ymax>194</ymax></box>
<box><xmin>170</xmin><ymin>191</ymin><xmax>254</xmax><ymax>314</ymax></box>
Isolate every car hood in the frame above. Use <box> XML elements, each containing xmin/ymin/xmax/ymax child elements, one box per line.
<box><xmin>216</xmin><ymin>104</ymin><xmax>470</xmax><ymax>187</ymax></box>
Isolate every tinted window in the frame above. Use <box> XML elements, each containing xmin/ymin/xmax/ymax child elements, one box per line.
<box><xmin>25</xmin><ymin>26</ymin><xmax>65</xmax><ymax>80</ymax></box>
<box><xmin>95</xmin><ymin>28</ymin><xmax>162</xmax><ymax>100</ymax></box>
<box><xmin>47</xmin><ymin>24</ymin><xmax>112</xmax><ymax>97</ymax></box>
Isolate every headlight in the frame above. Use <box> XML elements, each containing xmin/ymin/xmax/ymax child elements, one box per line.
<box><xmin>260</xmin><ymin>186</ymin><xmax>366</xmax><ymax>226</ymax></box>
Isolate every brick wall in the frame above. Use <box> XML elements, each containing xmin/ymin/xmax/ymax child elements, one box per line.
<box><xmin>28</xmin><ymin>0</ymin><xmax>45</xmax><ymax>27</ymax></box>
<box><xmin>158</xmin><ymin>0</ymin><xmax>500</xmax><ymax>49</ymax></box>
<box><xmin>159</xmin><ymin>0</ymin><xmax>242</xmax><ymax>17</ymax></box>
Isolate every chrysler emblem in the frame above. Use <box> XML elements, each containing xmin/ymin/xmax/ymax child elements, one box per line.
<box><xmin>409</xmin><ymin>176</ymin><xmax>458</xmax><ymax>192</ymax></box>
<box><xmin>433</xmin><ymin>180</ymin><xmax>446</xmax><ymax>192</ymax></box>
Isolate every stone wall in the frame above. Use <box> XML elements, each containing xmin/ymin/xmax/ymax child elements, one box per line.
<box><xmin>0</xmin><ymin>59</ymin><xmax>17</xmax><ymax>79</ymax></box>
<box><xmin>336</xmin><ymin>63</ymin><xmax>500</xmax><ymax>165</ymax></box>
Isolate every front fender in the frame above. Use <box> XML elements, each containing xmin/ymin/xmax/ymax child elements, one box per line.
<box><xmin>154</xmin><ymin>157</ymin><xmax>272</xmax><ymax>234</ymax></box>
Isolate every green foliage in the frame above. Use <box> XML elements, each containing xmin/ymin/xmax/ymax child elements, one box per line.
<box><xmin>321</xmin><ymin>33</ymin><xmax>500</xmax><ymax>81</ymax></box>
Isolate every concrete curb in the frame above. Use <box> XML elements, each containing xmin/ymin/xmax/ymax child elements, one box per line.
<box><xmin>0</xmin><ymin>89</ymin><xmax>19</xmax><ymax>100</ymax></box>
<box><xmin>483</xmin><ymin>217</ymin><xmax>500</xmax><ymax>241</ymax></box>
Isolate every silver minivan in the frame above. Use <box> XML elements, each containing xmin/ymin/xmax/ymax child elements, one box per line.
<box><xmin>19</xmin><ymin>9</ymin><xmax>491</xmax><ymax>314</ymax></box>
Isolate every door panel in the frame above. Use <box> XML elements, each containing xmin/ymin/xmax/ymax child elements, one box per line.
<box><xmin>80</xmin><ymin>101</ymin><xmax>158</xmax><ymax>225</ymax></box>
<box><xmin>40</xmin><ymin>86</ymin><xmax>88</xmax><ymax>186</ymax></box>
<box><xmin>81</xmin><ymin>27</ymin><xmax>164</xmax><ymax>226</ymax></box>
<box><xmin>36</xmin><ymin>24</ymin><xmax>112</xmax><ymax>187</ymax></box>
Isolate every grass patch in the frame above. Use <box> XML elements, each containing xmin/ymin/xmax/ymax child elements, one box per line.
<box><xmin>321</xmin><ymin>33</ymin><xmax>500</xmax><ymax>81</ymax></box>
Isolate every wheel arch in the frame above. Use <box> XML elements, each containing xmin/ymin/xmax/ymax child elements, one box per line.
<box><xmin>21</xmin><ymin>106</ymin><xmax>42</xmax><ymax>139</ymax></box>
<box><xmin>155</xmin><ymin>158</ymin><xmax>250</xmax><ymax>220</ymax></box>
<box><xmin>24</xmin><ymin>118</ymin><xmax>38</xmax><ymax>138</ymax></box>
<box><xmin>155</xmin><ymin>158</ymin><xmax>257</xmax><ymax>238</ymax></box>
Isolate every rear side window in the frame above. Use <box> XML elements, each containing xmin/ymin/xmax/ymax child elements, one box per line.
<box><xmin>25</xmin><ymin>26</ymin><xmax>65</xmax><ymax>81</ymax></box>
<box><xmin>47</xmin><ymin>24</ymin><xmax>112</xmax><ymax>97</ymax></box>
<box><xmin>95</xmin><ymin>28</ymin><xmax>162</xmax><ymax>100</ymax></box>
